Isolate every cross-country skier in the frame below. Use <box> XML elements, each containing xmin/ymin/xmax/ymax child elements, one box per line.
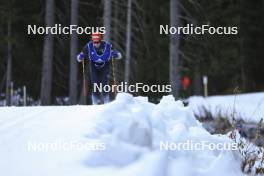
<box><xmin>77</xmin><ymin>32</ymin><xmax>122</xmax><ymax>105</ymax></box>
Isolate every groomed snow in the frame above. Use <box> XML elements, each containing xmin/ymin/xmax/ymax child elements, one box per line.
<box><xmin>188</xmin><ymin>92</ymin><xmax>264</xmax><ymax>123</ymax></box>
<box><xmin>0</xmin><ymin>93</ymin><xmax>242</xmax><ymax>176</ymax></box>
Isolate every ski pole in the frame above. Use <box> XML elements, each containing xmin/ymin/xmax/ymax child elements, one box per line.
<box><xmin>82</xmin><ymin>60</ymin><xmax>87</xmax><ymax>99</ymax></box>
<box><xmin>112</xmin><ymin>58</ymin><xmax>117</xmax><ymax>96</ymax></box>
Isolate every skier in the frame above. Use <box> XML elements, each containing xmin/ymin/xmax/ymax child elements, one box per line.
<box><xmin>77</xmin><ymin>32</ymin><xmax>122</xmax><ymax>105</ymax></box>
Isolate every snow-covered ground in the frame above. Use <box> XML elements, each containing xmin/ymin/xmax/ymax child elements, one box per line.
<box><xmin>0</xmin><ymin>93</ymin><xmax>242</xmax><ymax>176</ymax></box>
<box><xmin>189</xmin><ymin>92</ymin><xmax>264</xmax><ymax>123</ymax></box>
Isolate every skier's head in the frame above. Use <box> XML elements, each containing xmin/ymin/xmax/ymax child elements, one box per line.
<box><xmin>91</xmin><ymin>32</ymin><xmax>102</xmax><ymax>43</ymax></box>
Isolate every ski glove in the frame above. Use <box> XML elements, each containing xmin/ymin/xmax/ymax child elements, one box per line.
<box><xmin>111</xmin><ymin>50</ymin><xmax>122</xmax><ymax>59</ymax></box>
<box><xmin>77</xmin><ymin>52</ymin><xmax>85</xmax><ymax>62</ymax></box>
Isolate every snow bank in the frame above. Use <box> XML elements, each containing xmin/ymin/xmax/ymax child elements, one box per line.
<box><xmin>188</xmin><ymin>92</ymin><xmax>264</xmax><ymax>122</ymax></box>
<box><xmin>76</xmin><ymin>93</ymin><xmax>242</xmax><ymax>175</ymax></box>
<box><xmin>0</xmin><ymin>93</ymin><xmax>242</xmax><ymax>176</ymax></box>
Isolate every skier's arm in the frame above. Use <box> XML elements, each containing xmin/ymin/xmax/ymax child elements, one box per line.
<box><xmin>77</xmin><ymin>44</ymin><xmax>89</xmax><ymax>62</ymax></box>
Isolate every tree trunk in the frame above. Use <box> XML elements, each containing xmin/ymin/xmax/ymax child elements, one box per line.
<box><xmin>103</xmin><ymin>0</ymin><xmax>111</xmax><ymax>41</ymax></box>
<box><xmin>124</xmin><ymin>0</ymin><xmax>132</xmax><ymax>83</ymax></box>
<box><xmin>40</xmin><ymin>0</ymin><xmax>54</xmax><ymax>105</ymax></box>
<box><xmin>113</xmin><ymin>0</ymin><xmax>119</xmax><ymax>44</ymax></box>
<box><xmin>6</xmin><ymin>18</ymin><xmax>12</xmax><ymax>106</ymax></box>
<box><xmin>69</xmin><ymin>0</ymin><xmax>78</xmax><ymax>104</ymax></box>
<box><xmin>113</xmin><ymin>0</ymin><xmax>119</xmax><ymax>82</ymax></box>
<box><xmin>240</xmin><ymin>38</ymin><xmax>247</xmax><ymax>91</ymax></box>
<box><xmin>169</xmin><ymin>0</ymin><xmax>180</xmax><ymax>99</ymax></box>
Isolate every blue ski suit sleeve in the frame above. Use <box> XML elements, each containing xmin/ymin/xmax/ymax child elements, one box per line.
<box><xmin>76</xmin><ymin>44</ymin><xmax>89</xmax><ymax>62</ymax></box>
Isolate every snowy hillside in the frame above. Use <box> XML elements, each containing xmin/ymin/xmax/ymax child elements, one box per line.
<box><xmin>189</xmin><ymin>92</ymin><xmax>264</xmax><ymax>123</ymax></box>
<box><xmin>0</xmin><ymin>93</ymin><xmax>242</xmax><ymax>176</ymax></box>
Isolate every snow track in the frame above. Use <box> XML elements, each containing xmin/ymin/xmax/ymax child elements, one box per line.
<box><xmin>189</xmin><ymin>92</ymin><xmax>264</xmax><ymax>122</ymax></box>
<box><xmin>0</xmin><ymin>93</ymin><xmax>242</xmax><ymax>176</ymax></box>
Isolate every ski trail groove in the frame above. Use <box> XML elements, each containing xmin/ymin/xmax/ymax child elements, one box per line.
<box><xmin>0</xmin><ymin>109</ymin><xmax>50</xmax><ymax>136</ymax></box>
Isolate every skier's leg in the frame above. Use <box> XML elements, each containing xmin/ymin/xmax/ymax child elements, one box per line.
<box><xmin>91</xmin><ymin>94</ymin><xmax>101</xmax><ymax>105</ymax></box>
<box><xmin>90</xmin><ymin>63</ymin><xmax>101</xmax><ymax>105</ymax></box>
<box><xmin>101</xmin><ymin>63</ymin><xmax>110</xmax><ymax>104</ymax></box>
<box><xmin>102</xmin><ymin>91</ymin><xmax>110</xmax><ymax>103</ymax></box>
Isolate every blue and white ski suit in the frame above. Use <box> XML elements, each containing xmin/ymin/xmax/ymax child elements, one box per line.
<box><xmin>77</xmin><ymin>41</ymin><xmax>121</xmax><ymax>104</ymax></box>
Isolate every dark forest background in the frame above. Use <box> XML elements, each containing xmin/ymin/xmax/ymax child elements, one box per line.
<box><xmin>0</xmin><ymin>0</ymin><xmax>263</xmax><ymax>105</ymax></box>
